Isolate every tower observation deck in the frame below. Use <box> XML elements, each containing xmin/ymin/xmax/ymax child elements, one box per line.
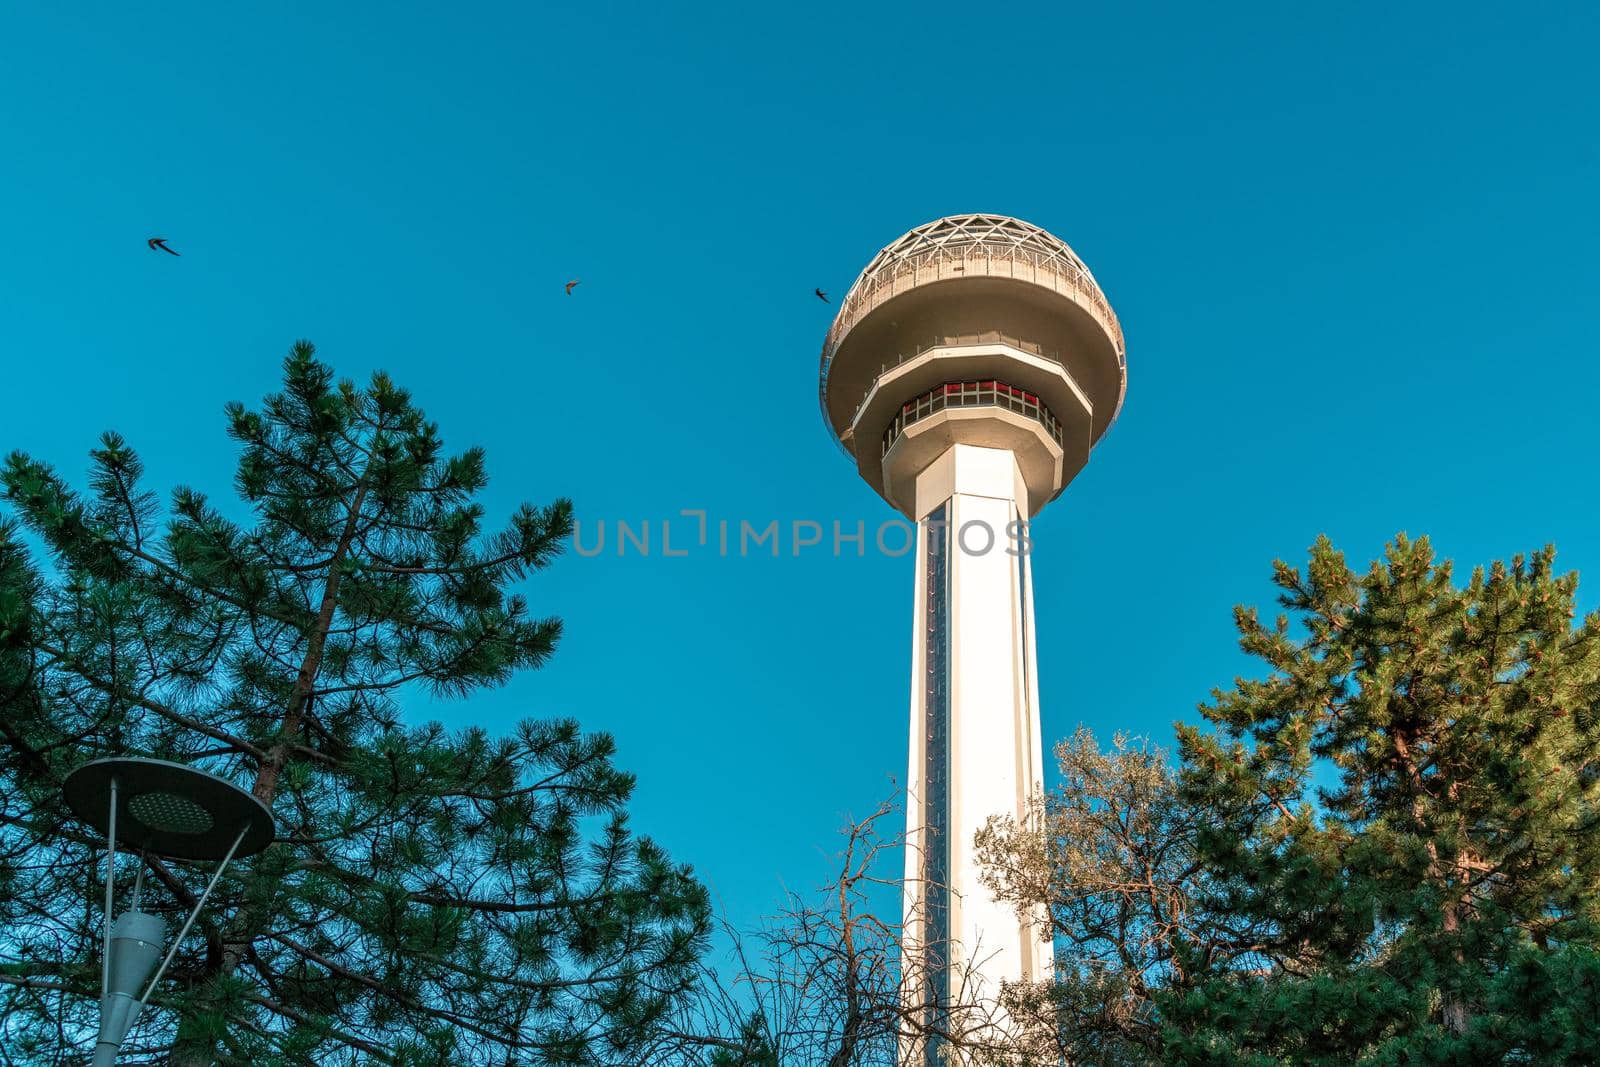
<box><xmin>817</xmin><ymin>214</ymin><xmax>1127</xmax><ymax>1062</ymax></box>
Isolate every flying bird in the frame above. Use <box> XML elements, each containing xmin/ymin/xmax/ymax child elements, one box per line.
<box><xmin>814</xmin><ymin>288</ymin><xmax>829</xmax><ymax>303</ymax></box>
<box><xmin>147</xmin><ymin>237</ymin><xmax>180</xmax><ymax>257</ymax></box>
<box><xmin>565</xmin><ymin>279</ymin><xmax>581</xmax><ymax>295</ymax></box>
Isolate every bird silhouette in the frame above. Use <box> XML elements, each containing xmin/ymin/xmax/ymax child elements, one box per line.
<box><xmin>815</xmin><ymin>288</ymin><xmax>829</xmax><ymax>303</ymax></box>
<box><xmin>147</xmin><ymin>237</ymin><xmax>180</xmax><ymax>257</ymax></box>
<box><xmin>565</xmin><ymin>279</ymin><xmax>581</xmax><ymax>295</ymax></box>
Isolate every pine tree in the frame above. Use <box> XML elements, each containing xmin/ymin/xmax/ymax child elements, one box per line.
<box><xmin>1163</xmin><ymin>535</ymin><xmax>1600</xmax><ymax>1063</ymax></box>
<box><xmin>974</xmin><ymin>536</ymin><xmax>1600</xmax><ymax>1064</ymax></box>
<box><xmin>0</xmin><ymin>343</ymin><xmax>710</xmax><ymax>1065</ymax></box>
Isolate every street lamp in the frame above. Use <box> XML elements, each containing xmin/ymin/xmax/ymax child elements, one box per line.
<box><xmin>62</xmin><ymin>757</ymin><xmax>275</xmax><ymax>1067</ymax></box>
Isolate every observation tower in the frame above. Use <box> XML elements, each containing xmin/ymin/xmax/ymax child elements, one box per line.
<box><xmin>817</xmin><ymin>214</ymin><xmax>1126</xmax><ymax>1059</ymax></box>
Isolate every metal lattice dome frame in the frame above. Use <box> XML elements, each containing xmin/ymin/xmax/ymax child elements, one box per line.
<box><xmin>818</xmin><ymin>214</ymin><xmax>1127</xmax><ymax>448</ymax></box>
<box><xmin>862</xmin><ymin>214</ymin><xmax>1098</xmax><ymax>283</ymax></box>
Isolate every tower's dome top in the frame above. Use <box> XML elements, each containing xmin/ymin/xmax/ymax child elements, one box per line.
<box><xmin>854</xmin><ymin>214</ymin><xmax>1099</xmax><ymax>292</ymax></box>
<box><xmin>818</xmin><ymin>214</ymin><xmax>1125</xmax><ymax>456</ymax></box>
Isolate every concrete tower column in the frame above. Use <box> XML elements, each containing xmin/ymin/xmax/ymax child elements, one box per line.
<box><xmin>901</xmin><ymin>445</ymin><xmax>1052</xmax><ymax>1059</ymax></box>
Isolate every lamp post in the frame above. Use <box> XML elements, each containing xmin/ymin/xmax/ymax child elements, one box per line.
<box><xmin>62</xmin><ymin>757</ymin><xmax>275</xmax><ymax>1066</ymax></box>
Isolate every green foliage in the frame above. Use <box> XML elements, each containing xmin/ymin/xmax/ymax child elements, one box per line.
<box><xmin>704</xmin><ymin>1014</ymin><xmax>779</xmax><ymax>1066</ymax></box>
<box><xmin>0</xmin><ymin>343</ymin><xmax>710</xmax><ymax>1065</ymax></box>
<box><xmin>982</xmin><ymin>535</ymin><xmax>1600</xmax><ymax>1064</ymax></box>
<box><xmin>1165</xmin><ymin>535</ymin><xmax>1600</xmax><ymax>1063</ymax></box>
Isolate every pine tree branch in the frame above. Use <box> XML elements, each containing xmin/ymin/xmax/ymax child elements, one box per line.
<box><xmin>240</xmin><ymin>993</ymin><xmax>398</xmax><ymax>1063</ymax></box>
<box><xmin>31</xmin><ymin>639</ymin><xmax>266</xmax><ymax>760</ymax></box>
<box><xmin>108</xmin><ymin>542</ymin><xmax>312</xmax><ymax>631</ymax></box>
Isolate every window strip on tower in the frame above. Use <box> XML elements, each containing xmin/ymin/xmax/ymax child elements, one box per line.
<box><xmin>922</xmin><ymin>504</ymin><xmax>951</xmax><ymax>1061</ymax></box>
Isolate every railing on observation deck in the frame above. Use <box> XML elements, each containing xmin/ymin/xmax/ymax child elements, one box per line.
<box><xmin>881</xmin><ymin>380</ymin><xmax>1064</xmax><ymax>459</ymax></box>
<box><xmin>870</xmin><ymin>331</ymin><xmax>1053</xmax><ymax>376</ymax></box>
<box><xmin>822</xmin><ymin>238</ymin><xmax>1127</xmax><ymax>373</ymax></box>
<box><xmin>850</xmin><ymin>333</ymin><xmax>1088</xmax><ymax>434</ymax></box>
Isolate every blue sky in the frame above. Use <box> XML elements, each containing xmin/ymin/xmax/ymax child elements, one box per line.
<box><xmin>3</xmin><ymin>2</ymin><xmax>1598</xmax><ymax>945</ymax></box>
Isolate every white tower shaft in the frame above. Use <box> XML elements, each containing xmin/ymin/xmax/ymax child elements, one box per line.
<box><xmin>815</xmin><ymin>215</ymin><xmax>1126</xmax><ymax>1063</ymax></box>
<box><xmin>902</xmin><ymin>444</ymin><xmax>1052</xmax><ymax>1060</ymax></box>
